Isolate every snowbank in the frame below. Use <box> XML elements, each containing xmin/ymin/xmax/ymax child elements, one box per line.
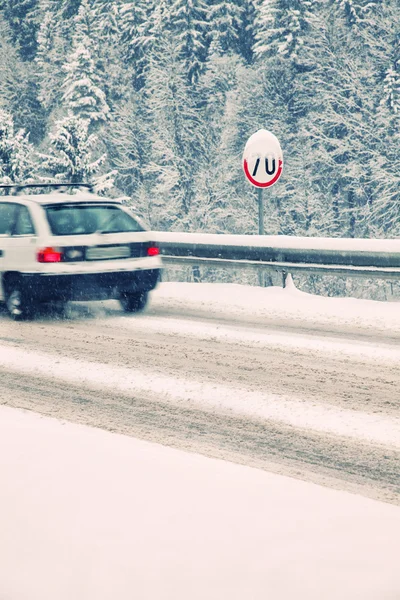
<box><xmin>149</xmin><ymin>281</ymin><xmax>400</xmax><ymax>336</ymax></box>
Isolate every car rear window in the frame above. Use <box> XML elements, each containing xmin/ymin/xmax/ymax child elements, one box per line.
<box><xmin>44</xmin><ymin>204</ymin><xmax>144</xmax><ymax>236</ymax></box>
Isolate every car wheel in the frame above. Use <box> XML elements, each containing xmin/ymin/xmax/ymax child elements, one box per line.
<box><xmin>120</xmin><ymin>291</ymin><xmax>149</xmax><ymax>313</ymax></box>
<box><xmin>5</xmin><ymin>278</ymin><xmax>36</xmax><ymax>321</ymax></box>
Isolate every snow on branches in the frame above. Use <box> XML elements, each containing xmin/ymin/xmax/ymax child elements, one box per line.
<box><xmin>0</xmin><ymin>109</ymin><xmax>34</xmax><ymax>184</ymax></box>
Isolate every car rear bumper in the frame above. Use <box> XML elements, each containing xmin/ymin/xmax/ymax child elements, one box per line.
<box><xmin>21</xmin><ymin>269</ymin><xmax>161</xmax><ymax>302</ymax></box>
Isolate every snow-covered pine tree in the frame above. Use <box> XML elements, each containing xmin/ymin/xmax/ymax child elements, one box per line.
<box><xmin>253</xmin><ymin>0</ymin><xmax>275</xmax><ymax>60</ymax></box>
<box><xmin>68</xmin><ymin>0</ymin><xmax>93</xmax><ymax>42</ymax></box>
<box><xmin>142</xmin><ymin>0</ymin><xmax>171</xmax><ymax>71</ymax></box>
<box><xmin>2</xmin><ymin>0</ymin><xmax>40</xmax><ymax>61</ymax></box>
<box><xmin>61</xmin><ymin>0</ymin><xmax>110</xmax><ymax>127</ymax></box>
<box><xmin>39</xmin><ymin>114</ymin><xmax>105</xmax><ymax>183</ymax></box>
<box><xmin>105</xmin><ymin>92</ymin><xmax>150</xmax><ymax>200</ymax></box>
<box><xmin>0</xmin><ymin>15</ymin><xmax>45</xmax><ymax>143</ymax></box>
<box><xmin>144</xmin><ymin>36</ymin><xmax>207</xmax><ymax>229</ymax></box>
<box><xmin>254</xmin><ymin>0</ymin><xmax>313</xmax><ymax>69</ymax></box>
<box><xmin>60</xmin><ymin>0</ymin><xmax>81</xmax><ymax>20</ymax></box>
<box><xmin>90</xmin><ymin>0</ymin><xmax>120</xmax><ymax>42</ymax></box>
<box><xmin>50</xmin><ymin>0</ymin><xmax>81</xmax><ymax>41</ymax></box>
<box><xmin>365</xmin><ymin>25</ymin><xmax>400</xmax><ymax>235</ymax></box>
<box><xmin>301</xmin><ymin>1</ymin><xmax>379</xmax><ymax>238</ymax></box>
<box><xmin>0</xmin><ymin>15</ymin><xmax>24</xmax><ymax>109</ymax></box>
<box><xmin>237</xmin><ymin>0</ymin><xmax>257</xmax><ymax>64</ymax></box>
<box><xmin>193</xmin><ymin>48</ymin><xmax>248</xmax><ymax>233</ymax></box>
<box><xmin>381</xmin><ymin>67</ymin><xmax>400</xmax><ymax>115</ymax></box>
<box><xmin>88</xmin><ymin>0</ymin><xmax>128</xmax><ymax>109</ymax></box>
<box><xmin>35</xmin><ymin>9</ymin><xmax>66</xmax><ymax>111</ymax></box>
<box><xmin>169</xmin><ymin>0</ymin><xmax>210</xmax><ymax>84</ymax></box>
<box><xmin>379</xmin><ymin>34</ymin><xmax>400</xmax><ymax>116</ymax></box>
<box><xmin>36</xmin><ymin>11</ymin><xmax>54</xmax><ymax>64</ymax></box>
<box><xmin>335</xmin><ymin>0</ymin><xmax>375</xmax><ymax>30</ymax></box>
<box><xmin>38</xmin><ymin>0</ymin><xmax>63</xmax><ymax>12</ymax></box>
<box><xmin>0</xmin><ymin>108</ymin><xmax>34</xmax><ymax>184</ymax></box>
<box><xmin>208</xmin><ymin>0</ymin><xmax>243</xmax><ymax>56</ymax></box>
<box><xmin>118</xmin><ymin>0</ymin><xmax>149</xmax><ymax>90</ymax></box>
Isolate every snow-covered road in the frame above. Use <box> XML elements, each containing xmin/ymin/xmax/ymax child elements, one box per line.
<box><xmin>0</xmin><ymin>282</ymin><xmax>399</xmax><ymax>503</ymax></box>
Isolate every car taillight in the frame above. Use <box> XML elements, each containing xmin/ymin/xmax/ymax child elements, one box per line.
<box><xmin>37</xmin><ymin>247</ymin><xmax>63</xmax><ymax>263</ymax></box>
<box><xmin>147</xmin><ymin>246</ymin><xmax>160</xmax><ymax>257</ymax></box>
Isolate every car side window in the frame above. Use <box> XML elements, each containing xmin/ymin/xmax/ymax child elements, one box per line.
<box><xmin>14</xmin><ymin>205</ymin><xmax>35</xmax><ymax>236</ymax></box>
<box><xmin>0</xmin><ymin>203</ymin><xmax>18</xmax><ymax>235</ymax></box>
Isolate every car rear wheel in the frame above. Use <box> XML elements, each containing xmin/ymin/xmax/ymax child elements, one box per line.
<box><xmin>5</xmin><ymin>278</ymin><xmax>37</xmax><ymax>321</ymax></box>
<box><xmin>120</xmin><ymin>291</ymin><xmax>149</xmax><ymax>313</ymax></box>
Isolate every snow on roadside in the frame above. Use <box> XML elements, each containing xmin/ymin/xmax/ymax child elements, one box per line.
<box><xmin>148</xmin><ymin>281</ymin><xmax>400</xmax><ymax>336</ymax></box>
<box><xmin>0</xmin><ymin>406</ymin><xmax>399</xmax><ymax>600</ymax></box>
<box><xmin>0</xmin><ymin>344</ymin><xmax>399</xmax><ymax>449</ymax></box>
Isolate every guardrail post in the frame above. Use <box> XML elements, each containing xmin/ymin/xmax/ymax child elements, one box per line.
<box><xmin>192</xmin><ymin>265</ymin><xmax>201</xmax><ymax>283</ymax></box>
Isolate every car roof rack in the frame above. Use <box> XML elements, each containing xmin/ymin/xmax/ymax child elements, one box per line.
<box><xmin>0</xmin><ymin>182</ymin><xmax>94</xmax><ymax>195</ymax></box>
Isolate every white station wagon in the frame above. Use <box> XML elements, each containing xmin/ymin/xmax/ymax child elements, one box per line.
<box><xmin>0</xmin><ymin>184</ymin><xmax>162</xmax><ymax>320</ymax></box>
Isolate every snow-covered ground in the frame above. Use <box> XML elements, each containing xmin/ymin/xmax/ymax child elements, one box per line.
<box><xmin>1</xmin><ymin>406</ymin><xmax>400</xmax><ymax>600</ymax></box>
<box><xmin>149</xmin><ymin>279</ymin><xmax>400</xmax><ymax>336</ymax></box>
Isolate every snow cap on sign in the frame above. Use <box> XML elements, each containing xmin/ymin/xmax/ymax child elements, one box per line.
<box><xmin>243</xmin><ymin>129</ymin><xmax>283</xmax><ymax>188</ymax></box>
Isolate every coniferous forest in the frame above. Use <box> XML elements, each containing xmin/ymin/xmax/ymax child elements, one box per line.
<box><xmin>0</xmin><ymin>0</ymin><xmax>399</xmax><ymax>247</ymax></box>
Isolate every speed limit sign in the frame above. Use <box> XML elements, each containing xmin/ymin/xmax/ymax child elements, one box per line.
<box><xmin>243</xmin><ymin>129</ymin><xmax>283</xmax><ymax>188</ymax></box>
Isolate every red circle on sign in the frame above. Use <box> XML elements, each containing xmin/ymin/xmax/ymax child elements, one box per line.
<box><xmin>243</xmin><ymin>158</ymin><xmax>283</xmax><ymax>188</ymax></box>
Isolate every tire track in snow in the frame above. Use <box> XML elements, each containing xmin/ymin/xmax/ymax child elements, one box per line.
<box><xmin>0</xmin><ymin>344</ymin><xmax>399</xmax><ymax>449</ymax></box>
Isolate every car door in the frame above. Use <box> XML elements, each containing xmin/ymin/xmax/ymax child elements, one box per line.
<box><xmin>0</xmin><ymin>202</ymin><xmax>18</xmax><ymax>301</ymax></box>
<box><xmin>0</xmin><ymin>203</ymin><xmax>37</xmax><ymax>301</ymax></box>
<box><xmin>10</xmin><ymin>204</ymin><xmax>38</xmax><ymax>271</ymax></box>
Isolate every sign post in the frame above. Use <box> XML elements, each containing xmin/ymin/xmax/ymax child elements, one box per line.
<box><xmin>257</xmin><ymin>188</ymin><xmax>264</xmax><ymax>236</ymax></box>
<box><xmin>242</xmin><ymin>129</ymin><xmax>283</xmax><ymax>235</ymax></box>
<box><xmin>242</xmin><ymin>129</ymin><xmax>283</xmax><ymax>284</ymax></box>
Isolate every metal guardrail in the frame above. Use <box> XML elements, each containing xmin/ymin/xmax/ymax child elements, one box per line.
<box><xmin>151</xmin><ymin>232</ymin><xmax>400</xmax><ymax>280</ymax></box>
